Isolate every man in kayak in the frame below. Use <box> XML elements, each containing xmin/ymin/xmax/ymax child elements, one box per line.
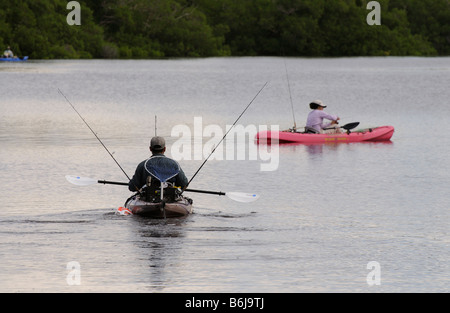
<box><xmin>305</xmin><ymin>100</ymin><xmax>340</xmax><ymax>133</ymax></box>
<box><xmin>128</xmin><ymin>136</ymin><xmax>188</xmax><ymax>192</ymax></box>
<box><xmin>2</xmin><ymin>46</ymin><xmax>14</xmax><ymax>58</ymax></box>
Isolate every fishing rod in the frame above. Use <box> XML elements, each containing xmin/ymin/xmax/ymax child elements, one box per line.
<box><xmin>58</xmin><ymin>88</ymin><xmax>132</xmax><ymax>182</ymax></box>
<box><xmin>283</xmin><ymin>58</ymin><xmax>297</xmax><ymax>131</ymax></box>
<box><xmin>181</xmin><ymin>81</ymin><xmax>269</xmax><ymax>194</ymax></box>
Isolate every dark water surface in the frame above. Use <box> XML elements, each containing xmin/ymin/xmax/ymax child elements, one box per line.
<box><xmin>0</xmin><ymin>57</ymin><xmax>449</xmax><ymax>292</ymax></box>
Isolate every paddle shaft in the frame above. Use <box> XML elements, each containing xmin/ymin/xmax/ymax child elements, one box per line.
<box><xmin>98</xmin><ymin>180</ymin><xmax>128</xmax><ymax>186</ymax></box>
<box><xmin>183</xmin><ymin>189</ymin><xmax>225</xmax><ymax>196</ymax></box>
<box><xmin>323</xmin><ymin>122</ymin><xmax>359</xmax><ymax>131</ymax></box>
<box><xmin>97</xmin><ymin>180</ymin><xmax>226</xmax><ymax>196</ymax></box>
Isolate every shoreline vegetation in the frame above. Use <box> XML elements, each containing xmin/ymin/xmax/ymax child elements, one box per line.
<box><xmin>1</xmin><ymin>0</ymin><xmax>449</xmax><ymax>59</ymax></box>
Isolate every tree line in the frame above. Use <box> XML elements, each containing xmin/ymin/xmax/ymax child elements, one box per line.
<box><xmin>1</xmin><ymin>0</ymin><xmax>449</xmax><ymax>59</ymax></box>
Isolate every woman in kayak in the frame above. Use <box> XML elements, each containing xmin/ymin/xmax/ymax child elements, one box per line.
<box><xmin>305</xmin><ymin>100</ymin><xmax>340</xmax><ymax>133</ymax></box>
<box><xmin>128</xmin><ymin>136</ymin><xmax>188</xmax><ymax>192</ymax></box>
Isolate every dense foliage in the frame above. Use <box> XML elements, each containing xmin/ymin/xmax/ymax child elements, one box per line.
<box><xmin>1</xmin><ymin>0</ymin><xmax>449</xmax><ymax>59</ymax></box>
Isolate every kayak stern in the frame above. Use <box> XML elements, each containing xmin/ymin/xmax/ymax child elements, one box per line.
<box><xmin>123</xmin><ymin>195</ymin><xmax>193</xmax><ymax>218</ymax></box>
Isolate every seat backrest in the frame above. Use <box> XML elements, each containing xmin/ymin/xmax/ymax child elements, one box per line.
<box><xmin>304</xmin><ymin>126</ymin><xmax>319</xmax><ymax>134</ymax></box>
<box><xmin>144</xmin><ymin>155</ymin><xmax>180</xmax><ymax>183</ymax></box>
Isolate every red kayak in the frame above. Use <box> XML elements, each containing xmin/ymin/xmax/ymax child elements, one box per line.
<box><xmin>256</xmin><ymin>126</ymin><xmax>394</xmax><ymax>144</ymax></box>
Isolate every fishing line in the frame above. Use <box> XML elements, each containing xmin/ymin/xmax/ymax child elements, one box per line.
<box><xmin>182</xmin><ymin>81</ymin><xmax>269</xmax><ymax>193</ymax></box>
<box><xmin>58</xmin><ymin>88</ymin><xmax>132</xmax><ymax>182</ymax></box>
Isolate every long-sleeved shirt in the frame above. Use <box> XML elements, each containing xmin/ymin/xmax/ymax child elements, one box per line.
<box><xmin>306</xmin><ymin>110</ymin><xmax>339</xmax><ymax>133</ymax></box>
<box><xmin>128</xmin><ymin>153</ymin><xmax>188</xmax><ymax>192</ymax></box>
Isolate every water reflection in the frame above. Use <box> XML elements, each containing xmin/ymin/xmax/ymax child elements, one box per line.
<box><xmin>274</xmin><ymin>140</ymin><xmax>394</xmax><ymax>155</ymax></box>
<box><xmin>1</xmin><ymin>58</ymin><xmax>448</xmax><ymax>292</ymax></box>
<box><xmin>129</xmin><ymin>216</ymin><xmax>189</xmax><ymax>291</ymax></box>
<box><xmin>131</xmin><ymin>216</ymin><xmax>188</xmax><ymax>238</ymax></box>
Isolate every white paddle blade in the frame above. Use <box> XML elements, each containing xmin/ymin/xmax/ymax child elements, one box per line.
<box><xmin>65</xmin><ymin>175</ymin><xmax>97</xmax><ymax>186</ymax></box>
<box><xmin>226</xmin><ymin>192</ymin><xmax>260</xmax><ymax>203</ymax></box>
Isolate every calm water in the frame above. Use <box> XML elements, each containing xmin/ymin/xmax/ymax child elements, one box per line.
<box><xmin>0</xmin><ymin>57</ymin><xmax>449</xmax><ymax>292</ymax></box>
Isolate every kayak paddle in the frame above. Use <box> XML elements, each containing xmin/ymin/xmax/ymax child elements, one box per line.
<box><xmin>65</xmin><ymin>175</ymin><xmax>260</xmax><ymax>203</ymax></box>
<box><xmin>323</xmin><ymin>122</ymin><xmax>360</xmax><ymax>131</ymax></box>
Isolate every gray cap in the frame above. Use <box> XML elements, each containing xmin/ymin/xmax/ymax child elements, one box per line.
<box><xmin>150</xmin><ymin>136</ymin><xmax>165</xmax><ymax>151</ymax></box>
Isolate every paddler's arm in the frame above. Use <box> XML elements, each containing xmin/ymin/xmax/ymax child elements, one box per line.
<box><xmin>128</xmin><ymin>161</ymin><xmax>145</xmax><ymax>192</ymax></box>
<box><xmin>175</xmin><ymin>168</ymin><xmax>189</xmax><ymax>189</ymax></box>
<box><xmin>320</xmin><ymin>112</ymin><xmax>340</xmax><ymax>129</ymax></box>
